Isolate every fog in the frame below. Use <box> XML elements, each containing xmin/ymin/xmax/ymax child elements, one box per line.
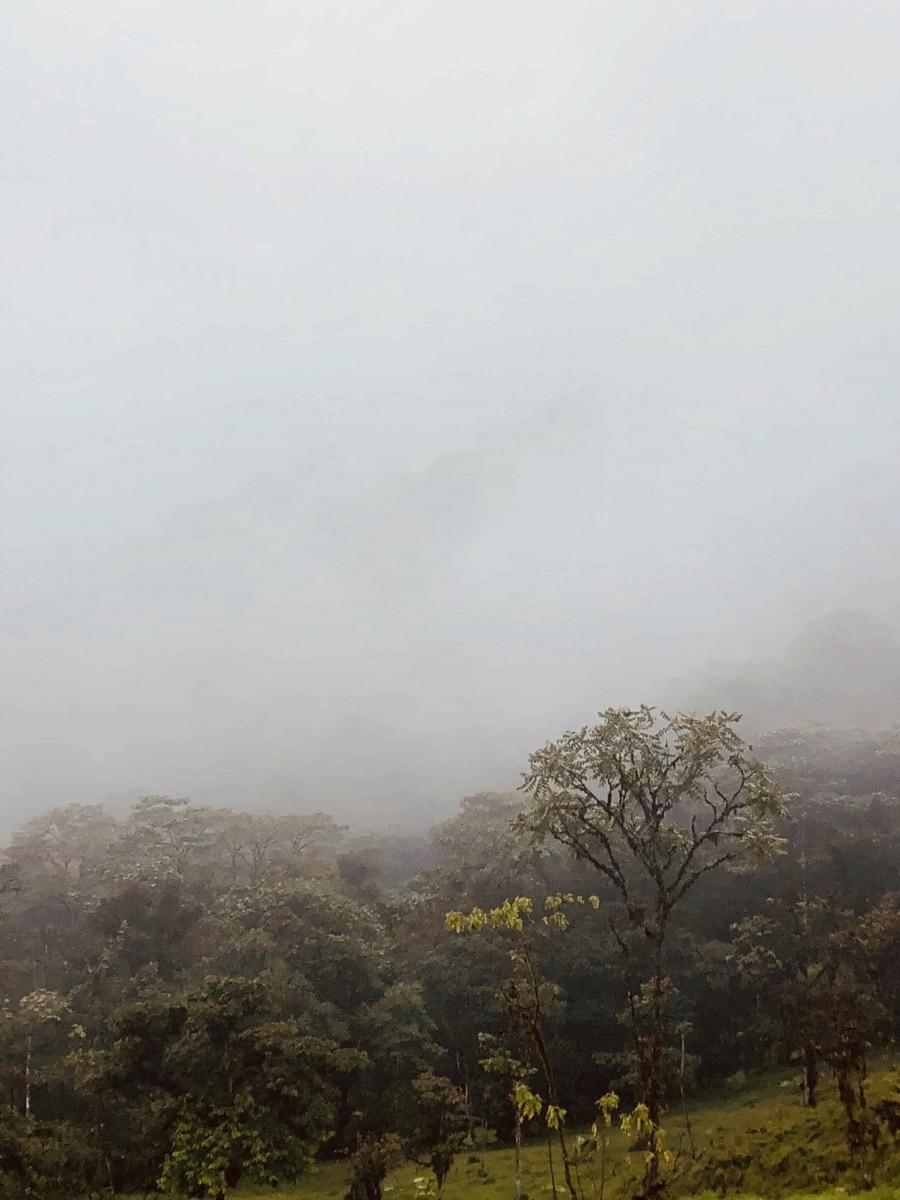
<box><xmin>2</xmin><ymin>0</ymin><xmax>899</xmax><ymax>826</ymax></box>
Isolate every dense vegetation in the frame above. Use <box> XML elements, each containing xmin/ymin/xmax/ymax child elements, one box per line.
<box><xmin>2</xmin><ymin>710</ymin><xmax>900</xmax><ymax>1199</ymax></box>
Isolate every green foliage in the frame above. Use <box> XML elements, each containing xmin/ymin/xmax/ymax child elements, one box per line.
<box><xmin>0</xmin><ymin>1112</ymin><xmax>101</xmax><ymax>1199</ymax></box>
<box><xmin>407</xmin><ymin>1072</ymin><xmax>468</xmax><ymax>1194</ymax></box>
<box><xmin>513</xmin><ymin>1083</ymin><xmax>543</xmax><ymax>1123</ymax></box>
<box><xmin>345</xmin><ymin>1134</ymin><xmax>405</xmax><ymax>1200</ymax></box>
<box><xmin>125</xmin><ymin>975</ymin><xmax>350</xmax><ymax>1195</ymax></box>
<box><xmin>159</xmin><ymin>1089</ymin><xmax>278</xmax><ymax>1197</ymax></box>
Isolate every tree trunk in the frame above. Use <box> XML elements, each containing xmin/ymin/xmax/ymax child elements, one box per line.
<box><xmin>640</xmin><ymin>919</ymin><xmax>668</xmax><ymax>1199</ymax></box>
<box><xmin>532</xmin><ymin>1021</ymin><xmax>578</xmax><ymax>1200</ymax></box>
<box><xmin>646</xmin><ymin>925</ymin><xmax>666</xmax><ymax>1129</ymax></box>
<box><xmin>24</xmin><ymin>1034</ymin><xmax>32</xmax><ymax>1118</ymax></box>
<box><xmin>679</xmin><ymin>1028</ymin><xmax>695</xmax><ymax>1157</ymax></box>
<box><xmin>546</xmin><ymin>1130</ymin><xmax>558</xmax><ymax>1200</ymax></box>
<box><xmin>514</xmin><ymin>1116</ymin><xmax>522</xmax><ymax>1200</ymax></box>
<box><xmin>801</xmin><ymin>1041</ymin><xmax>818</xmax><ymax>1108</ymax></box>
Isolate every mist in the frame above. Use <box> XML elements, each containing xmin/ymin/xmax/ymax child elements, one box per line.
<box><xmin>2</xmin><ymin>0</ymin><xmax>900</xmax><ymax>827</ymax></box>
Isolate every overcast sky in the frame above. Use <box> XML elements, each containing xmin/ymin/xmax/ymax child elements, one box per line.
<box><xmin>2</xmin><ymin>0</ymin><xmax>899</xmax><ymax>823</ymax></box>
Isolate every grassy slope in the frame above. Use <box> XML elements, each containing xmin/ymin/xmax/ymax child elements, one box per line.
<box><xmin>668</xmin><ymin>1066</ymin><xmax>900</xmax><ymax>1198</ymax></box>
<box><xmin>132</xmin><ymin>1067</ymin><xmax>900</xmax><ymax>1200</ymax></box>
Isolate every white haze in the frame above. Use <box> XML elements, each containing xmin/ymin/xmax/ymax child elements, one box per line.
<box><xmin>1</xmin><ymin>0</ymin><xmax>899</xmax><ymax>824</ymax></box>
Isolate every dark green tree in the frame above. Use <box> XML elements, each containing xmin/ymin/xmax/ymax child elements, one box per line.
<box><xmin>406</xmin><ymin>1070</ymin><xmax>467</xmax><ymax>1196</ymax></box>
<box><xmin>108</xmin><ymin>975</ymin><xmax>360</xmax><ymax>1198</ymax></box>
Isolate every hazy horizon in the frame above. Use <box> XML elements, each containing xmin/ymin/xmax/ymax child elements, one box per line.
<box><xmin>2</xmin><ymin>1</ymin><xmax>900</xmax><ymax>826</ymax></box>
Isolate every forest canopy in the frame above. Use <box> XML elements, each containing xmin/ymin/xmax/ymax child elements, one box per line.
<box><xmin>1</xmin><ymin>711</ymin><xmax>900</xmax><ymax>1198</ymax></box>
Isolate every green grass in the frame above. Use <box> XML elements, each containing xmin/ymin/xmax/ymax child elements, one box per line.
<box><xmin>664</xmin><ymin>1065</ymin><xmax>900</xmax><ymax>1198</ymax></box>
<box><xmin>127</xmin><ymin>1066</ymin><xmax>900</xmax><ymax>1200</ymax></box>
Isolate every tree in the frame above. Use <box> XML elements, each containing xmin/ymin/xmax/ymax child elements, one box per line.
<box><xmin>210</xmin><ymin>879</ymin><xmax>387</xmax><ymax>1017</ymax></box>
<box><xmin>16</xmin><ymin>989</ymin><xmax>70</xmax><ymax>1118</ymax></box>
<box><xmin>478</xmin><ymin>1037</ymin><xmax>537</xmax><ymax>1200</ymax></box>
<box><xmin>114</xmin><ymin>796</ymin><xmax>218</xmax><ymax>888</ymax></box>
<box><xmin>7</xmin><ymin>805</ymin><xmax>119</xmax><ymax>891</ymax></box>
<box><xmin>0</xmin><ymin>1110</ymin><xmax>100</xmax><ymax>1200</ymax></box>
<box><xmin>448</xmin><ymin>896</ymin><xmax>599</xmax><ymax>1200</ymax></box>
<box><xmin>208</xmin><ymin>810</ymin><xmax>345</xmax><ymax>886</ymax></box>
<box><xmin>108</xmin><ymin>975</ymin><xmax>359</xmax><ymax>1199</ymax></box>
<box><xmin>344</xmin><ymin>1134</ymin><xmax>404</xmax><ymax>1200</ymax></box>
<box><xmin>349</xmin><ymin>983</ymin><xmax>442</xmax><ymax>1143</ymax></box>
<box><xmin>406</xmin><ymin>1070</ymin><xmax>467</xmax><ymax>1197</ymax></box>
<box><xmin>521</xmin><ymin>707</ymin><xmax>783</xmax><ymax>1194</ymax></box>
<box><xmin>431</xmin><ymin>792</ymin><xmax>550</xmax><ymax>907</ymax></box>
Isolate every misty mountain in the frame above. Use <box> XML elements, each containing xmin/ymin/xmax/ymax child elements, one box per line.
<box><xmin>687</xmin><ymin>609</ymin><xmax>900</xmax><ymax>734</ymax></box>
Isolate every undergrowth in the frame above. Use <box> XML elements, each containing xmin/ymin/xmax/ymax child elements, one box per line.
<box><xmin>126</xmin><ymin>1066</ymin><xmax>900</xmax><ymax>1199</ymax></box>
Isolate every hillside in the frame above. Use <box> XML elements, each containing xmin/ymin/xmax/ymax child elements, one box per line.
<box><xmin>149</xmin><ymin>1066</ymin><xmax>900</xmax><ymax>1200</ymax></box>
